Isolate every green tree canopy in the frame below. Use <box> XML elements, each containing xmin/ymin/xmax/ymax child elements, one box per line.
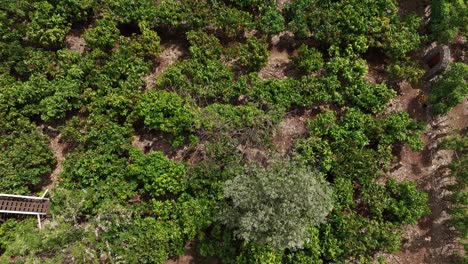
<box><xmin>220</xmin><ymin>160</ymin><xmax>333</xmax><ymax>250</ymax></box>
<box><xmin>429</xmin><ymin>63</ymin><xmax>468</xmax><ymax>115</ymax></box>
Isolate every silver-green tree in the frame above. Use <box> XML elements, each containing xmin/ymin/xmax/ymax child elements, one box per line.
<box><xmin>221</xmin><ymin>160</ymin><xmax>333</xmax><ymax>250</ymax></box>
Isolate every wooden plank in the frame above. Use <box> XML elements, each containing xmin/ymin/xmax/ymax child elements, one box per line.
<box><xmin>0</xmin><ymin>199</ymin><xmax>50</xmax><ymax>215</ymax></box>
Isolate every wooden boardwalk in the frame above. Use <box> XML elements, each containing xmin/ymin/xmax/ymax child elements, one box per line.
<box><xmin>0</xmin><ymin>197</ymin><xmax>49</xmax><ymax>215</ymax></box>
<box><xmin>0</xmin><ymin>191</ymin><xmax>50</xmax><ymax>228</ymax></box>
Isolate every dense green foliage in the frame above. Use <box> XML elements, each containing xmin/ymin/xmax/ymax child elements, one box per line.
<box><xmin>284</xmin><ymin>0</ymin><xmax>421</xmax><ymax>58</ymax></box>
<box><xmin>2</xmin><ymin>0</ymin><xmax>462</xmax><ymax>262</ymax></box>
<box><xmin>0</xmin><ymin>117</ymin><xmax>54</xmax><ymax>194</ymax></box>
<box><xmin>221</xmin><ymin>160</ymin><xmax>333</xmax><ymax>250</ymax></box>
<box><xmin>429</xmin><ymin>63</ymin><xmax>468</xmax><ymax>115</ymax></box>
<box><xmin>430</xmin><ymin>0</ymin><xmax>467</xmax><ymax>43</ymax></box>
<box><xmin>292</xmin><ymin>45</ymin><xmax>324</xmax><ymax>74</ymax></box>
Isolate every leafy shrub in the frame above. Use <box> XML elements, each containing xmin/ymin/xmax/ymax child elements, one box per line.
<box><xmin>325</xmin><ymin>46</ymin><xmax>368</xmax><ymax>85</ymax></box>
<box><xmin>157</xmin><ymin>59</ymin><xmax>237</xmax><ymax>103</ymax></box>
<box><xmin>344</xmin><ymin>80</ymin><xmax>396</xmax><ymax>114</ymax></box>
<box><xmin>430</xmin><ymin>0</ymin><xmax>468</xmax><ymax>43</ymax></box>
<box><xmin>187</xmin><ymin>31</ymin><xmax>223</xmax><ymax>63</ymax></box>
<box><xmin>379</xmin><ymin>111</ymin><xmax>425</xmax><ymax>151</ymax></box>
<box><xmin>236</xmin><ymin>36</ymin><xmax>270</xmax><ymax>72</ymax></box>
<box><xmin>201</xmin><ymin>103</ymin><xmax>266</xmax><ymax>131</ymax></box>
<box><xmin>83</xmin><ymin>18</ymin><xmax>119</xmax><ymax>50</ymax></box>
<box><xmin>294</xmin><ymin>136</ymin><xmax>334</xmax><ymax>172</ymax></box>
<box><xmin>387</xmin><ymin>59</ymin><xmax>425</xmax><ymax>85</ymax></box>
<box><xmin>60</xmin><ymin>115</ymin><xmax>133</xmax><ymax>155</ymax></box>
<box><xmin>12</xmin><ymin>48</ymin><xmax>58</xmax><ymax>79</ymax></box>
<box><xmin>0</xmin><ymin>117</ymin><xmax>55</xmax><ymax>194</ymax></box>
<box><xmin>211</xmin><ymin>5</ymin><xmax>254</xmax><ymax>38</ymax></box>
<box><xmin>106</xmin><ymin>216</ymin><xmax>185</xmax><ymax>263</ymax></box>
<box><xmin>0</xmin><ymin>219</ymin><xmax>85</xmax><ymax>262</ymax></box>
<box><xmin>135</xmin><ymin>90</ymin><xmax>199</xmax><ymax>145</ymax></box>
<box><xmin>236</xmin><ymin>244</ymin><xmax>283</xmax><ymax>264</ymax></box>
<box><xmin>127</xmin><ymin>148</ymin><xmax>187</xmax><ymax>197</ymax></box>
<box><xmin>292</xmin><ymin>44</ymin><xmax>324</xmax><ymax>75</ymax></box>
<box><xmin>0</xmin><ymin>73</ymin><xmax>84</xmax><ymax>122</ymax></box>
<box><xmin>285</xmin><ymin>0</ymin><xmax>421</xmax><ymax>58</ymax></box>
<box><xmin>320</xmin><ymin>211</ymin><xmax>402</xmax><ymax>262</ymax></box>
<box><xmin>119</xmin><ymin>21</ymin><xmax>162</xmax><ymax>58</ymax></box>
<box><xmin>257</xmin><ymin>7</ymin><xmax>285</xmax><ymax>35</ymax></box>
<box><xmin>200</xmin><ymin>102</ymin><xmax>279</xmax><ymax>148</ymax></box>
<box><xmin>25</xmin><ymin>1</ymin><xmax>71</xmax><ymax>47</ymax></box>
<box><xmin>429</xmin><ymin>63</ymin><xmax>468</xmax><ymax>115</ymax></box>
<box><xmin>383</xmin><ymin>179</ymin><xmax>430</xmax><ymax>224</ymax></box>
<box><xmin>60</xmin><ymin>150</ymin><xmax>129</xmax><ymax>189</ymax></box>
<box><xmin>247</xmin><ymin>76</ymin><xmax>319</xmax><ymax>111</ymax></box>
<box><xmin>220</xmin><ymin>160</ymin><xmax>333</xmax><ymax>250</ymax></box>
<box><xmin>440</xmin><ymin>135</ymin><xmax>468</xmax><ymax>262</ymax></box>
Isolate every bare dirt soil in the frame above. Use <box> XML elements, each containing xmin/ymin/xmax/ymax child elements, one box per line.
<box><xmin>380</xmin><ymin>42</ymin><xmax>467</xmax><ymax>262</ymax></box>
<box><xmin>398</xmin><ymin>0</ymin><xmax>431</xmax><ymax>18</ymax></box>
<box><xmin>382</xmin><ymin>98</ymin><xmax>466</xmax><ymax>264</ymax></box>
<box><xmin>142</xmin><ymin>42</ymin><xmax>186</xmax><ymax>90</ymax></box>
<box><xmin>132</xmin><ymin>133</ymin><xmax>206</xmax><ymax>164</ymax></box>
<box><xmin>45</xmin><ymin>135</ymin><xmax>66</xmax><ymax>190</ymax></box>
<box><xmin>132</xmin><ymin>133</ymin><xmax>177</xmax><ymax>157</ymax></box>
<box><xmin>165</xmin><ymin>242</ymin><xmax>219</xmax><ymax>264</ymax></box>
<box><xmin>272</xmin><ymin>110</ymin><xmax>312</xmax><ymax>155</ymax></box>
<box><xmin>259</xmin><ymin>31</ymin><xmax>297</xmax><ymax>80</ymax></box>
<box><xmin>276</xmin><ymin>0</ymin><xmax>292</xmax><ymax>10</ymax></box>
<box><xmin>39</xmin><ymin>123</ymin><xmax>66</xmax><ymax>191</ymax></box>
<box><xmin>65</xmin><ymin>35</ymin><xmax>86</xmax><ymax>54</ymax></box>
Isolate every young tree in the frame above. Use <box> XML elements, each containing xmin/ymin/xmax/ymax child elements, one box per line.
<box><xmin>292</xmin><ymin>44</ymin><xmax>324</xmax><ymax>75</ymax></box>
<box><xmin>220</xmin><ymin>160</ymin><xmax>333</xmax><ymax>250</ymax></box>
<box><xmin>429</xmin><ymin>63</ymin><xmax>468</xmax><ymax>115</ymax></box>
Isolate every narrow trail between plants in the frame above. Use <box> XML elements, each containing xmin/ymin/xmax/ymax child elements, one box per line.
<box><xmin>143</xmin><ymin>42</ymin><xmax>185</xmax><ymax>90</ymax></box>
<box><xmin>45</xmin><ymin>134</ymin><xmax>66</xmax><ymax>191</ymax></box>
<box><xmin>383</xmin><ymin>86</ymin><xmax>467</xmax><ymax>264</ymax></box>
<box><xmin>259</xmin><ymin>31</ymin><xmax>296</xmax><ymax>80</ymax></box>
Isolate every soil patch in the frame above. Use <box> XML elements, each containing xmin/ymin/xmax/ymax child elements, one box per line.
<box><xmin>65</xmin><ymin>35</ymin><xmax>86</xmax><ymax>54</ymax></box>
<box><xmin>259</xmin><ymin>31</ymin><xmax>296</xmax><ymax>80</ymax></box>
<box><xmin>277</xmin><ymin>0</ymin><xmax>292</xmax><ymax>10</ymax></box>
<box><xmin>132</xmin><ymin>133</ymin><xmax>176</xmax><ymax>157</ymax></box>
<box><xmin>142</xmin><ymin>42</ymin><xmax>186</xmax><ymax>90</ymax></box>
<box><xmin>164</xmin><ymin>242</ymin><xmax>218</xmax><ymax>264</ymax></box>
<box><xmin>44</xmin><ymin>134</ymin><xmax>66</xmax><ymax>190</ymax></box>
<box><xmin>397</xmin><ymin>0</ymin><xmax>430</xmax><ymax>18</ymax></box>
<box><xmin>363</xmin><ymin>48</ymin><xmax>389</xmax><ymax>85</ymax></box>
<box><xmin>272</xmin><ymin>110</ymin><xmax>312</xmax><ymax>154</ymax></box>
<box><xmin>131</xmin><ymin>132</ymin><xmax>205</xmax><ymax>164</ymax></box>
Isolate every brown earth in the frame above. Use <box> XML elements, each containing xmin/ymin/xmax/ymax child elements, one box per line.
<box><xmin>165</xmin><ymin>242</ymin><xmax>218</xmax><ymax>264</ymax></box>
<box><xmin>44</xmin><ymin>134</ymin><xmax>66</xmax><ymax>191</ymax></box>
<box><xmin>65</xmin><ymin>35</ymin><xmax>86</xmax><ymax>54</ymax></box>
<box><xmin>382</xmin><ymin>99</ymin><xmax>467</xmax><ymax>264</ymax></box>
<box><xmin>142</xmin><ymin>42</ymin><xmax>186</xmax><ymax>90</ymax></box>
<box><xmin>272</xmin><ymin>110</ymin><xmax>312</xmax><ymax>155</ymax></box>
<box><xmin>380</xmin><ymin>41</ymin><xmax>467</xmax><ymax>262</ymax></box>
<box><xmin>259</xmin><ymin>31</ymin><xmax>297</xmax><ymax>80</ymax></box>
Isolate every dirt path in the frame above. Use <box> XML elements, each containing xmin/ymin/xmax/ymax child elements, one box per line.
<box><xmin>382</xmin><ymin>83</ymin><xmax>467</xmax><ymax>263</ymax></box>
<box><xmin>259</xmin><ymin>31</ymin><xmax>296</xmax><ymax>80</ymax></box>
<box><xmin>44</xmin><ymin>134</ymin><xmax>66</xmax><ymax>191</ymax></box>
<box><xmin>142</xmin><ymin>42</ymin><xmax>185</xmax><ymax>90</ymax></box>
